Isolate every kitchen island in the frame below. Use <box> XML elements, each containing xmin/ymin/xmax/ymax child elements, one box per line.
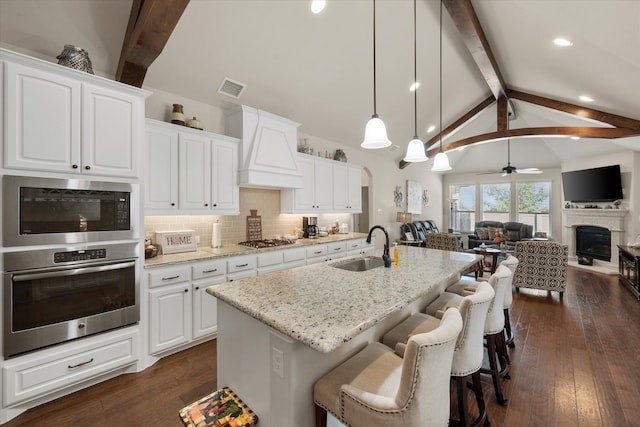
<box><xmin>207</xmin><ymin>245</ymin><xmax>480</xmax><ymax>426</ymax></box>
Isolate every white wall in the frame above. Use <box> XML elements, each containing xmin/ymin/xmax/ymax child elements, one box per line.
<box><xmin>144</xmin><ymin>86</ymin><xmax>445</xmax><ymax>249</ymax></box>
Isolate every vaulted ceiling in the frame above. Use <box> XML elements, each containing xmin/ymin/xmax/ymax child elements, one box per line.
<box><xmin>1</xmin><ymin>0</ymin><xmax>638</xmax><ymax>174</ymax></box>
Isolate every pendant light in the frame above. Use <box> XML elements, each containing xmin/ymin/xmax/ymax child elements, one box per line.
<box><xmin>403</xmin><ymin>0</ymin><xmax>427</xmax><ymax>162</ymax></box>
<box><xmin>432</xmin><ymin>0</ymin><xmax>452</xmax><ymax>171</ymax></box>
<box><xmin>361</xmin><ymin>0</ymin><xmax>392</xmax><ymax>149</ymax></box>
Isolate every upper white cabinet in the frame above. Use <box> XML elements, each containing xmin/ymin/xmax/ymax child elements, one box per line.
<box><xmin>281</xmin><ymin>153</ymin><xmax>362</xmax><ymax>213</ymax></box>
<box><xmin>2</xmin><ymin>49</ymin><xmax>148</xmax><ymax>178</ymax></box>
<box><xmin>333</xmin><ymin>162</ymin><xmax>363</xmax><ymax>212</ymax></box>
<box><xmin>145</xmin><ymin>119</ymin><xmax>239</xmax><ymax>215</ymax></box>
<box><xmin>225</xmin><ymin>105</ymin><xmax>303</xmax><ymax>189</ymax></box>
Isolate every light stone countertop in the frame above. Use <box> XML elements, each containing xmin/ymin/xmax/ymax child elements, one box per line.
<box><xmin>144</xmin><ymin>232</ymin><xmax>369</xmax><ymax>268</ymax></box>
<box><xmin>207</xmin><ymin>245</ymin><xmax>481</xmax><ymax>353</ymax></box>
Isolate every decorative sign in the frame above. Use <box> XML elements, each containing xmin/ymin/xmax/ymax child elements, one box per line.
<box><xmin>155</xmin><ymin>230</ymin><xmax>197</xmax><ymax>254</ymax></box>
<box><xmin>247</xmin><ymin>209</ymin><xmax>262</xmax><ymax>241</ymax></box>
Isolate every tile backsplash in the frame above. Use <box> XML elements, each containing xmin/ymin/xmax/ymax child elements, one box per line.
<box><xmin>145</xmin><ymin>188</ymin><xmax>353</xmax><ymax>247</ymax></box>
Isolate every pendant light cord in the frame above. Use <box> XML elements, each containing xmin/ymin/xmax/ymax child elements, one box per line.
<box><xmin>413</xmin><ymin>0</ymin><xmax>418</xmax><ymax>138</ymax></box>
<box><xmin>439</xmin><ymin>0</ymin><xmax>443</xmax><ymax>153</ymax></box>
<box><xmin>372</xmin><ymin>0</ymin><xmax>378</xmax><ymax>117</ymax></box>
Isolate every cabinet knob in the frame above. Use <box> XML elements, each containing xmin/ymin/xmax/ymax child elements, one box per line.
<box><xmin>171</xmin><ymin>203</ymin><xmax>176</xmax><ymax>206</ymax></box>
<box><xmin>72</xmin><ymin>164</ymin><xmax>78</xmax><ymax>169</ymax></box>
<box><xmin>85</xmin><ymin>165</ymin><xmax>91</xmax><ymax>170</ymax></box>
<box><xmin>205</xmin><ymin>203</ymin><xmax>209</xmax><ymax>207</ymax></box>
<box><xmin>213</xmin><ymin>203</ymin><xmax>217</xmax><ymax>207</ymax></box>
<box><xmin>195</xmin><ymin>286</ymin><xmax>200</xmax><ymax>290</ymax></box>
<box><xmin>184</xmin><ymin>289</ymin><xmax>189</xmax><ymax>293</ymax></box>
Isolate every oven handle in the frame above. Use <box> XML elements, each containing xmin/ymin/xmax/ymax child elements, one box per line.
<box><xmin>12</xmin><ymin>261</ymin><xmax>136</xmax><ymax>282</ymax></box>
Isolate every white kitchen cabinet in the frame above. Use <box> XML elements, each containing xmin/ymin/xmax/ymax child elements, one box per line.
<box><xmin>326</xmin><ymin>241</ymin><xmax>347</xmax><ymax>260</ymax></box>
<box><xmin>179</xmin><ymin>132</ymin><xmax>212</xmax><ymax>211</ymax></box>
<box><xmin>192</xmin><ymin>276</ymin><xmax>225</xmax><ymax>339</ymax></box>
<box><xmin>281</xmin><ymin>154</ymin><xmax>333</xmax><ymax>213</ymax></box>
<box><xmin>306</xmin><ymin>244</ymin><xmax>328</xmax><ymax>265</ymax></box>
<box><xmin>145</xmin><ymin>124</ymin><xmax>178</xmax><ymax>210</ymax></box>
<box><xmin>227</xmin><ymin>254</ymin><xmax>257</xmax><ymax>281</ymax></box>
<box><xmin>145</xmin><ymin>119</ymin><xmax>239</xmax><ymax>214</ymax></box>
<box><xmin>3</xmin><ymin>51</ymin><xmax>147</xmax><ymax>178</ymax></box>
<box><xmin>2</xmin><ymin>327</ymin><xmax>138</xmax><ymax>407</ymax></box>
<box><xmin>333</xmin><ymin>163</ymin><xmax>363</xmax><ymax>212</ymax></box>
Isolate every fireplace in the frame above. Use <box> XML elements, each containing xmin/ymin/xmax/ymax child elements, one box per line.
<box><xmin>563</xmin><ymin>208</ymin><xmax>628</xmax><ymax>271</ymax></box>
<box><xmin>576</xmin><ymin>225</ymin><xmax>611</xmax><ymax>261</ymax></box>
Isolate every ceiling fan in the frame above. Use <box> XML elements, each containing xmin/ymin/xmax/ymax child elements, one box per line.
<box><xmin>478</xmin><ymin>139</ymin><xmax>542</xmax><ymax>176</ymax></box>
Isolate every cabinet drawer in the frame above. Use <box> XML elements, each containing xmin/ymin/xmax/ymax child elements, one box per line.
<box><xmin>148</xmin><ymin>266</ymin><xmax>190</xmax><ymax>288</ymax></box>
<box><xmin>346</xmin><ymin>239</ymin><xmax>364</xmax><ymax>251</ymax></box>
<box><xmin>258</xmin><ymin>251</ymin><xmax>284</xmax><ymax>268</ymax></box>
<box><xmin>283</xmin><ymin>247</ymin><xmax>306</xmax><ymax>263</ymax></box>
<box><xmin>3</xmin><ymin>329</ymin><xmax>138</xmax><ymax>406</ymax></box>
<box><xmin>227</xmin><ymin>255</ymin><xmax>257</xmax><ymax>273</ymax></box>
<box><xmin>306</xmin><ymin>245</ymin><xmax>327</xmax><ymax>259</ymax></box>
<box><xmin>192</xmin><ymin>259</ymin><xmax>226</xmax><ymax>280</ymax></box>
<box><xmin>327</xmin><ymin>241</ymin><xmax>347</xmax><ymax>256</ymax></box>
<box><xmin>227</xmin><ymin>270</ymin><xmax>257</xmax><ymax>282</ymax></box>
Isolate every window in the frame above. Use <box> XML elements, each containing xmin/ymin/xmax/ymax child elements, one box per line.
<box><xmin>482</xmin><ymin>183</ymin><xmax>510</xmax><ymax>223</ymax></box>
<box><xmin>449</xmin><ymin>184</ymin><xmax>475</xmax><ymax>232</ymax></box>
<box><xmin>517</xmin><ymin>181</ymin><xmax>551</xmax><ymax>235</ymax></box>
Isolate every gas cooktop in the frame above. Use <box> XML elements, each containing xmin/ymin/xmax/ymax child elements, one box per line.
<box><xmin>238</xmin><ymin>239</ymin><xmax>295</xmax><ymax>249</ymax></box>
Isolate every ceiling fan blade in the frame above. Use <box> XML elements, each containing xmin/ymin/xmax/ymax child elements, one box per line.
<box><xmin>515</xmin><ymin>168</ymin><xmax>543</xmax><ymax>174</ymax></box>
<box><xmin>476</xmin><ymin>170</ymin><xmax>502</xmax><ymax>175</ymax></box>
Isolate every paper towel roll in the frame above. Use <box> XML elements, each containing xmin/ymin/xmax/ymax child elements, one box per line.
<box><xmin>212</xmin><ymin>221</ymin><xmax>222</xmax><ymax>248</ymax></box>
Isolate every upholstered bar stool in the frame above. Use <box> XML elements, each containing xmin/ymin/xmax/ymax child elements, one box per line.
<box><xmin>313</xmin><ymin>308</ymin><xmax>463</xmax><ymax>427</ymax></box>
<box><xmin>448</xmin><ymin>255</ymin><xmax>520</xmax><ymax>352</ymax></box>
<box><xmin>382</xmin><ymin>282</ymin><xmax>495</xmax><ymax>427</ymax></box>
<box><xmin>426</xmin><ymin>265</ymin><xmax>512</xmax><ymax>404</ymax></box>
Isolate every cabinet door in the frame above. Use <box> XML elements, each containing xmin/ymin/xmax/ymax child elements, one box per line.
<box><xmin>192</xmin><ymin>277</ymin><xmax>226</xmax><ymax>339</ymax></box>
<box><xmin>179</xmin><ymin>133</ymin><xmax>211</xmax><ymax>210</ymax></box>
<box><xmin>347</xmin><ymin>165</ymin><xmax>363</xmax><ymax>211</ymax></box>
<box><xmin>82</xmin><ymin>83</ymin><xmax>142</xmax><ymax>177</ymax></box>
<box><xmin>313</xmin><ymin>159</ymin><xmax>333</xmax><ymax>210</ymax></box>
<box><xmin>5</xmin><ymin>62</ymin><xmax>81</xmax><ymax>172</ymax></box>
<box><xmin>211</xmin><ymin>137</ymin><xmax>239</xmax><ymax>213</ymax></box>
<box><xmin>332</xmin><ymin>163</ymin><xmax>349</xmax><ymax>210</ymax></box>
<box><xmin>145</xmin><ymin>124</ymin><xmax>178</xmax><ymax>211</ymax></box>
<box><xmin>149</xmin><ymin>284</ymin><xmax>191</xmax><ymax>354</ymax></box>
<box><xmin>293</xmin><ymin>156</ymin><xmax>316</xmax><ymax>211</ymax></box>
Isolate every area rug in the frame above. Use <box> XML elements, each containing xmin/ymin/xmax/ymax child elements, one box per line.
<box><xmin>179</xmin><ymin>387</ymin><xmax>258</xmax><ymax>427</ymax></box>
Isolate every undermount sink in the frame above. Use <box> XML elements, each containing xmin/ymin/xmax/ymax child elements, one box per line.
<box><xmin>332</xmin><ymin>256</ymin><xmax>385</xmax><ymax>272</ymax></box>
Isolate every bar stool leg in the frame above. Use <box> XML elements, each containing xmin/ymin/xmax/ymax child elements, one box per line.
<box><xmin>481</xmin><ymin>333</ymin><xmax>508</xmax><ymax>405</ymax></box>
<box><xmin>504</xmin><ymin>307</ymin><xmax>515</xmax><ymax>348</ymax></box>
<box><xmin>315</xmin><ymin>404</ymin><xmax>327</xmax><ymax>427</ymax></box>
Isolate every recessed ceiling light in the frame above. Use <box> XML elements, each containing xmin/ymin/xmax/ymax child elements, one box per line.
<box><xmin>579</xmin><ymin>95</ymin><xmax>594</xmax><ymax>102</ymax></box>
<box><xmin>409</xmin><ymin>81</ymin><xmax>420</xmax><ymax>92</ymax></box>
<box><xmin>553</xmin><ymin>38</ymin><xmax>573</xmax><ymax>47</ymax></box>
<box><xmin>311</xmin><ymin>0</ymin><xmax>326</xmax><ymax>14</ymax></box>
<box><xmin>426</xmin><ymin>125</ymin><xmax>436</xmax><ymax>133</ymax></box>
<box><xmin>457</xmin><ymin>146</ymin><xmax>465</xmax><ymax>152</ymax></box>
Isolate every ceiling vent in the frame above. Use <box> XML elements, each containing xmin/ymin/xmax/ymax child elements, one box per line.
<box><xmin>217</xmin><ymin>77</ymin><xmax>246</xmax><ymax>99</ymax></box>
<box><xmin>388</xmin><ymin>144</ymin><xmax>400</xmax><ymax>152</ymax></box>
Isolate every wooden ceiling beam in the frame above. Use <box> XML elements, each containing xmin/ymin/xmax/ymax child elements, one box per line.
<box><xmin>116</xmin><ymin>0</ymin><xmax>189</xmax><ymax>88</ymax></box>
<box><xmin>425</xmin><ymin>126</ymin><xmax>640</xmax><ymax>158</ymax></box>
<box><xmin>507</xmin><ymin>89</ymin><xmax>640</xmax><ymax>130</ymax></box>
<box><xmin>442</xmin><ymin>0</ymin><xmax>515</xmax><ymax>117</ymax></box>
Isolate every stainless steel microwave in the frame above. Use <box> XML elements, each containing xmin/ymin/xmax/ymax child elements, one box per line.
<box><xmin>2</xmin><ymin>175</ymin><xmax>139</xmax><ymax>247</ymax></box>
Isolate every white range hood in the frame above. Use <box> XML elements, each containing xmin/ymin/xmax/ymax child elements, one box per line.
<box><xmin>225</xmin><ymin>105</ymin><xmax>303</xmax><ymax>189</ymax></box>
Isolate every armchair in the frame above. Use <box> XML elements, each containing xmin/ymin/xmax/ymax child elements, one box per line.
<box><xmin>513</xmin><ymin>240</ymin><xmax>568</xmax><ymax>297</ymax></box>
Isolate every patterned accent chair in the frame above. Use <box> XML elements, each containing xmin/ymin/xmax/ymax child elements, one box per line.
<box><xmin>513</xmin><ymin>240</ymin><xmax>569</xmax><ymax>297</ymax></box>
<box><xmin>424</xmin><ymin>233</ymin><xmax>462</xmax><ymax>252</ymax></box>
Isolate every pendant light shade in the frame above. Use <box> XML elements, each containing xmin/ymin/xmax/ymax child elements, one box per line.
<box><xmin>403</xmin><ymin>0</ymin><xmax>427</xmax><ymax>163</ymax></box>
<box><xmin>363</xmin><ymin>115</ymin><xmax>392</xmax><ymax>149</ymax></box>
<box><xmin>361</xmin><ymin>0</ymin><xmax>392</xmax><ymax>149</ymax></box>
<box><xmin>432</xmin><ymin>150</ymin><xmax>452</xmax><ymax>171</ymax></box>
<box><xmin>431</xmin><ymin>0</ymin><xmax>452</xmax><ymax>172</ymax></box>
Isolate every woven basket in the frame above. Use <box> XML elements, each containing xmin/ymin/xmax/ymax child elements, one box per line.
<box><xmin>56</xmin><ymin>45</ymin><xmax>94</xmax><ymax>74</ymax></box>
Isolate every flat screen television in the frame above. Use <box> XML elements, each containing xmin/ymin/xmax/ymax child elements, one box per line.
<box><xmin>561</xmin><ymin>164</ymin><xmax>623</xmax><ymax>202</ymax></box>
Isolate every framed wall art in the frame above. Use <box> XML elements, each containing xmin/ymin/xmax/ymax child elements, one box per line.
<box><xmin>407</xmin><ymin>180</ymin><xmax>422</xmax><ymax>215</ymax></box>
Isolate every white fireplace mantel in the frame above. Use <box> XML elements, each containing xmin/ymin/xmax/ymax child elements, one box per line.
<box><xmin>562</xmin><ymin>208</ymin><xmax>628</xmax><ymax>272</ymax></box>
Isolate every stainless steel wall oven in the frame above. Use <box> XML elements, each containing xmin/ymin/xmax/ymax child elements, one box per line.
<box><xmin>3</xmin><ymin>242</ymin><xmax>140</xmax><ymax>358</ymax></box>
<box><xmin>3</xmin><ymin>175</ymin><xmax>138</xmax><ymax>247</ymax></box>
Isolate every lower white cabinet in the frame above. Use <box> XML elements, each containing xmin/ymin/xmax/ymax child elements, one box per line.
<box><xmin>2</xmin><ymin>328</ymin><xmax>138</xmax><ymax>407</ymax></box>
<box><xmin>149</xmin><ymin>282</ymin><xmax>191</xmax><ymax>354</ymax></box>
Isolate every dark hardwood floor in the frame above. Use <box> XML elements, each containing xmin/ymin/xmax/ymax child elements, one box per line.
<box><xmin>4</xmin><ymin>267</ymin><xmax>640</xmax><ymax>427</ymax></box>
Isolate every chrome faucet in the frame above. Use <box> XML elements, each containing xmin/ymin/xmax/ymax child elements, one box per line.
<box><xmin>366</xmin><ymin>225</ymin><xmax>391</xmax><ymax>268</ymax></box>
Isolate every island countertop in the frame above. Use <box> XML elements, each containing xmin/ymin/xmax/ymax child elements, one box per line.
<box><xmin>207</xmin><ymin>245</ymin><xmax>480</xmax><ymax>353</ymax></box>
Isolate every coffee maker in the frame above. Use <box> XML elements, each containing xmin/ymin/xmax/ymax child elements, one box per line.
<box><xmin>302</xmin><ymin>216</ymin><xmax>319</xmax><ymax>239</ymax></box>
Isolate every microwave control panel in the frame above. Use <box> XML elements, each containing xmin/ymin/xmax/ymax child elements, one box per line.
<box><xmin>54</xmin><ymin>249</ymin><xmax>107</xmax><ymax>263</ymax></box>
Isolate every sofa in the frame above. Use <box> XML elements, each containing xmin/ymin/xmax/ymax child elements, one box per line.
<box><xmin>467</xmin><ymin>221</ymin><xmax>533</xmax><ymax>250</ymax></box>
